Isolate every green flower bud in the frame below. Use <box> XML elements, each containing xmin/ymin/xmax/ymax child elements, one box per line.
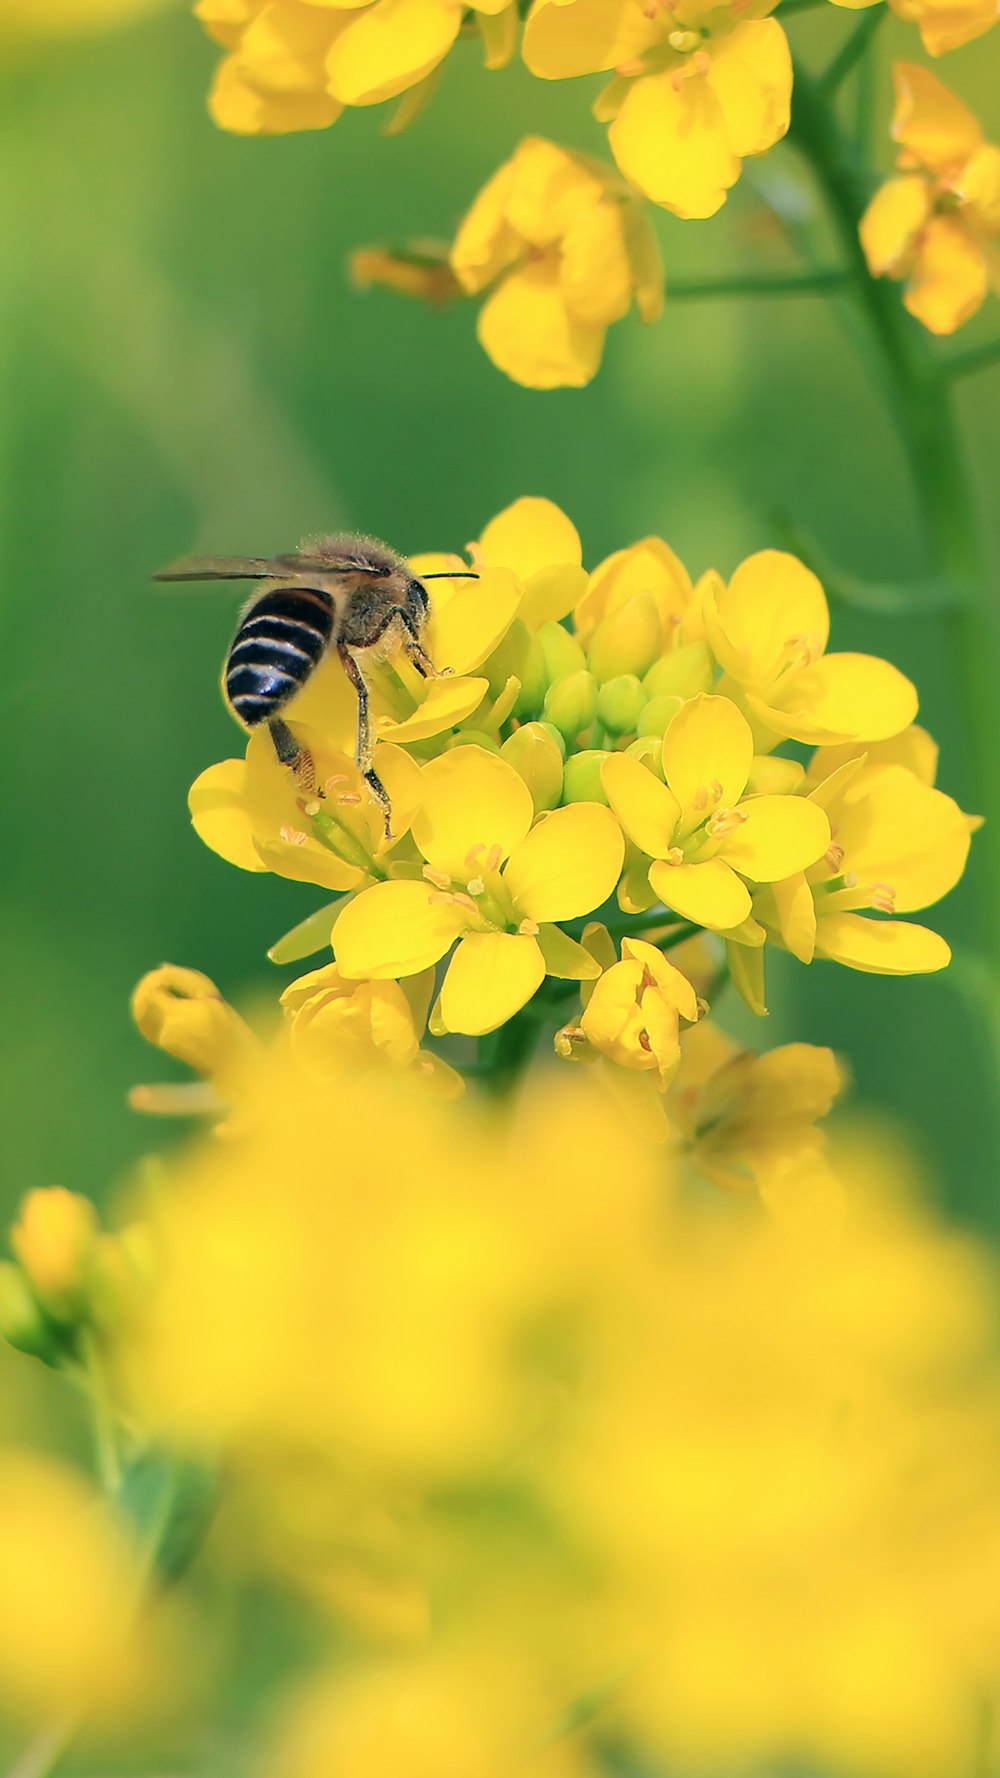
<box><xmin>537</xmin><ymin>619</ymin><xmax>587</xmax><ymax>688</ymax></box>
<box><xmin>543</xmin><ymin>669</ymin><xmax>598</xmax><ymax>743</ymax></box>
<box><xmin>588</xmin><ymin>591</ymin><xmax>661</xmax><ymax>684</ymax></box>
<box><xmin>637</xmin><ymin>693</ymin><xmax>684</xmax><ymax>738</ymax></box>
<box><xmin>501</xmin><ymin>723</ymin><xmax>565</xmax><ymax>813</ymax></box>
<box><xmin>514</xmin><ymin>629</ymin><xmax>549</xmax><ymax>720</ymax></box>
<box><xmin>642</xmin><ymin>640</ymin><xmax>715</xmax><ymax>700</ymax></box>
<box><xmin>562</xmin><ymin>750</ymin><xmax>611</xmax><ymax>806</ymax></box>
<box><xmin>0</xmin><ymin>1263</ymin><xmax>63</xmax><ymax>1365</ymax></box>
<box><xmin>446</xmin><ymin>730</ymin><xmax>501</xmax><ymax>754</ymax></box>
<box><xmin>625</xmin><ymin>735</ymin><xmax>666</xmax><ymax>778</ymax></box>
<box><xmin>596</xmin><ymin>674</ymin><xmax>646</xmax><ymax>737</ymax></box>
<box><xmin>537</xmin><ymin>721</ymin><xmax>567</xmax><ymax>760</ymax></box>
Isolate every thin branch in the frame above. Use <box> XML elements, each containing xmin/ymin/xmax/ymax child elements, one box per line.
<box><xmin>943</xmin><ymin>336</ymin><xmax>1000</xmax><ymax>382</ymax></box>
<box><xmin>819</xmin><ymin>7</ymin><xmax>883</xmax><ymax>96</ymax></box>
<box><xmin>668</xmin><ymin>268</ymin><xmax>850</xmax><ymax>301</ymax></box>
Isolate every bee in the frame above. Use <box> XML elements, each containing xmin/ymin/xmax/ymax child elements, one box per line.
<box><xmin>154</xmin><ymin>533</ymin><xmax>476</xmax><ymax>834</ymax></box>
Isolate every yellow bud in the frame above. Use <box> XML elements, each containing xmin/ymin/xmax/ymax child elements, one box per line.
<box><xmin>10</xmin><ymin>1189</ymin><xmax>99</xmax><ymax>1324</ymax></box>
<box><xmin>588</xmin><ymin>590</ymin><xmax>661</xmax><ymax>683</ymax></box>
<box><xmin>131</xmin><ymin>964</ymin><xmax>256</xmax><ymax>1088</ymax></box>
<box><xmin>637</xmin><ymin>693</ymin><xmax>684</xmax><ymax>737</ymax></box>
<box><xmin>543</xmin><ymin>670</ymin><xmax>598</xmax><ymax>742</ymax></box>
<box><xmin>501</xmin><ymin>723</ymin><xmax>565</xmax><ymax>813</ymax></box>
<box><xmin>89</xmin><ymin>1223</ymin><xmax>156</xmax><ymax>1333</ymax></box>
<box><xmin>596</xmin><ymin>674</ymin><xmax>646</xmax><ymax>737</ymax></box>
<box><xmin>0</xmin><ymin>1263</ymin><xmax>63</xmax><ymax>1364</ymax></box>
<box><xmin>562</xmin><ymin>749</ymin><xmax>611</xmax><ymax>806</ymax></box>
<box><xmin>537</xmin><ymin>619</ymin><xmax>587</xmax><ymax>688</ymax></box>
<box><xmin>642</xmin><ymin>640</ymin><xmax>715</xmax><ymax>699</ymax></box>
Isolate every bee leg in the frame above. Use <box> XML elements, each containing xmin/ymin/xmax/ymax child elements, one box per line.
<box><xmin>337</xmin><ymin>643</ymin><xmax>393</xmax><ymax>841</ymax></box>
<box><xmin>268</xmin><ymin>718</ymin><xmax>319</xmax><ymax>796</ymax></box>
<box><xmin>401</xmin><ymin>613</ymin><xmax>453</xmax><ymax>680</ymax></box>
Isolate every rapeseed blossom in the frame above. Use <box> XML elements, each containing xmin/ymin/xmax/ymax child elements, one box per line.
<box><xmin>830</xmin><ymin>0</ymin><xmax>1000</xmax><ymax>56</ymax></box>
<box><xmin>196</xmin><ymin>0</ymin><xmax>518</xmax><ymax>135</ymax></box>
<box><xmin>861</xmin><ymin>62</ymin><xmax>1000</xmax><ymax>334</ymax></box>
<box><xmin>521</xmin><ymin>0</ymin><xmax>792</xmax><ymax>219</ymax></box>
<box><xmin>1</xmin><ymin>0</ymin><xmax>170</xmax><ymax>37</ymax></box>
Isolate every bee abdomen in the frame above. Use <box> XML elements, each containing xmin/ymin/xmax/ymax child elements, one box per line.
<box><xmin>224</xmin><ymin>586</ymin><xmax>334</xmax><ymax>728</ymax></box>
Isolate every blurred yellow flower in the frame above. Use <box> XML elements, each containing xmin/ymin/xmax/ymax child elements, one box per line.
<box><xmin>0</xmin><ymin>0</ymin><xmax>171</xmax><ymax>37</ymax></box>
<box><xmin>702</xmin><ymin>550</ymin><xmax>919</xmax><ymax>746</ymax></box>
<box><xmin>861</xmin><ymin>62</ymin><xmax>1000</xmax><ymax>335</ymax></box>
<box><xmin>450</xmin><ymin>137</ymin><xmax>664</xmax><ymax>388</ymax></box>
<box><xmin>829</xmin><ymin>0</ymin><xmax>999</xmax><ymax>55</ymax></box>
<box><xmin>602</xmin><ymin>693</ymin><xmax>830</xmax><ymax>930</ymax></box>
<box><xmin>333</xmin><ymin>745</ymin><xmax>622</xmax><ymax>1033</ymax></box>
<box><xmin>197</xmin><ymin>0</ymin><xmax>519</xmax><ymax>135</ymax></box>
<box><xmin>522</xmin><ymin>0</ymin><xmax>791</xmax><ymax>219</ymax></box>
<box><xmin>9</xmin><ymin>1188</ymin><xmax>99</xmax><ymax>1325</ymax></box>
<box><xmin>281</xmin><ymin>960</ymin><xmax>463</xmax><ymax>1094</ymax></box>
<box><xmin>130</xmin><ymin>962</ymin><xmax>261</xmax><ymax>1116</ymax></box>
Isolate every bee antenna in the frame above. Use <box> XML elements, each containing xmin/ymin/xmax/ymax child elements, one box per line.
<box><xmin>420</xmin><ymin>571</ymin><xmax>480</xmax><ymax>580</ymax></box>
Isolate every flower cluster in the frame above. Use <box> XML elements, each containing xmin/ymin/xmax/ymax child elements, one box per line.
<box><xmin>7</xmin><ymin>1065</ymin><xmax>1000</xmax><ymax>1775</ymax></box>
<box><xmin>184</xmin><ymin>499</ymin><xmax>972</xmax><ymax>1102</ymax></box>
<box><xmin>862</xmin><ymin>61</ymin><xmax>1000</xmax><ymax>334</ymax></box>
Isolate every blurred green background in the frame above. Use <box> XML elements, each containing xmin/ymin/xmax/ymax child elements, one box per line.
<box><xmin>1</xmin><ymin>0</ymin><xmax>997</xmax><ymax>1224</ymax></box>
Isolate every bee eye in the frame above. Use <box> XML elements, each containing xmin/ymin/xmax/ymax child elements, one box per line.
<box><xmin>407</xmin><ymin>578</ymin><xmax>430</xmax><ymax>613</ymax></box>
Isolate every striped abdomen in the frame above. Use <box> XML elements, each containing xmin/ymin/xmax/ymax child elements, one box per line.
<box><xmin>225</xmin><ymin>586</ymin><xmax>335</xmax><ymax>728</ymax></box>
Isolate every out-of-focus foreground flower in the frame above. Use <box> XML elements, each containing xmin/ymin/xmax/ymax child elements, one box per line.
<box><xmin>5</xmin><ymin>1064</ymin><xmax>1000</xmax><ymax>1776</ymax></box>
<box><xmin>0</xmin><ymin>0</ymin><xmax>172</xmax><ymax>37</ymax></box>
<box><xmin>861</xmin><ymin>62</ymin><xmax>1000</xmax><ymax>334</ymax></box>
<box><xmin>829</xmin><ymin>0</ymin><xmax>1000</xmax><ymax>56</ymax></box>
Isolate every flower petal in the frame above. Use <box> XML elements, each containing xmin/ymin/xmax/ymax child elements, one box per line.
<box><xmin>703</xmin><ymin>18</ymin><xmax>791</xmax><ymax>159</ymax></box>
<box><xmin>648</xmin><ymin>857</ymin><xmax>752</xmax><ymax>929</ymax></box>
<box><xmin>748</xmin><ymin>653</ymin><xmax>919</xmax><ymax>745</ymax></box>
<box><xmin>753</xmin><ymin>873</ymin><xmax>817</xmax><ymax>964</ymax></box>
<box><xmin>719</xmin><ymin>793</ymin><xmax>830</xmax><ymax>881</ymax></box>
<box><xmin>326</xmin><ymin>0</ymin><xmax>461</xmax><ymax>106</ymax></box>
<box><xmin>860</xmin><ymin>175</ymin><xmax>932</xmax><ymax>277</ymax></box>
<box><xmin>429</xmin><ymin>567</ymin><xmax>521</xmax><ymax>675</ymax></box>
<box><xmin>602</xmin><ymin>752</ymin><xmax>681</xmax><ymax>857</ymax></box>
<box><xmin>818</xmin><ymin>763</ymin><xmax>971</xmax><ymax>911</ymax></box>
<box><xmin>703</xmin><ymin>550</ymin><xmax>829</xmax><ymax>688</ymax></box>
<box><xmin>904</xmin><ymin>215</ymin><xmax>988</xmax><ymax>335</ymax></box>
<box><xmin>439</xmin><ymin>933</ymin><xmax>545</xmax><ymax>1034</ymax></box>
<box><xmin>375</xmin><ymin>675</ymin><xmax>488</xmax><ymax>743</ymax></box>
<box><xmin>535</xmin><ymin>923</ymin><xmax>603</xmax><ymax>979</ymax></box>
<box><xmin>815</xmin><ymin>913</ymin><xmax>951</xmax><ymax>974</ymax></box>
<box><xmin>892</xmin><ymin>60</ymin><xmax>982</xmax><ymax>175</ymax></box>
<box><xmin>478</xmin><ymin>260</ymin><xmax>605</xmax><ymax>390</ymax></box>
<box><xmin>334</xmin><ymin>880</ymin><xmax>465</xmax><ymax>978</ymax></box>
<box><xmin>609</xmin><ymin>69</ymin><xmax>739</xmax><ymax>219</ymax></box>
<box><xmin>479</xmin><ymin>496</ymin><xmax>582</xmax><ymax>578</ymax></box>
<box><xmin>189</xmin><ymin>760</ymin><xmax>267</xmax><ymax>872</ymax></box>
<box><xmin>504</xmin><ymin>803</ymin><xmax>625</xmax><ymax>922</ymax></box>
<box><xmin>662</xmin><ymin>694</ymin><xmax>753</xmax><ymax>816</ymax></box>
<box><xmin>522</xmin><ymin>0</ymin><xmax>660</xmax><ymax>77</ymax></box>
<box><xmin>413</xmin><ymin>746</ymin><xmax>534</xmax><ymax>876</ymax></box>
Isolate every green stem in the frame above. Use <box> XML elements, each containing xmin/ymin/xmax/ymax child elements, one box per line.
<box><xmin>945</xmin><ymin>336</ymin><xmax>1000</xmax><ymax>382</ymax></box>
<box><xmin>668</xmin><ymin>268</ymin><xmax>848</xmax><ymax>301</ymax></box>
<box><xmin>81</xmin><ymin>1332</ymin><xmax>124</xmax><ymax>1493</ymax></box>
<box><xmin>789</xmin><ymin>62</ymin><xmax>1000</xmax><ymax>1050</ymax></box>
<box><xmin>477</xmin><ymin>1008</ymin><xmax>539</xmax><ymax>1091</ymax></box>
<box><xmin>4</xmin><ymin>1722</ymin><xmax>74</xmax><ymax>1778</ymax></box>
<box><xmin>819</xmin><ymin>7</ymin><xmax>882</xmax><ymax>96</ymax></box>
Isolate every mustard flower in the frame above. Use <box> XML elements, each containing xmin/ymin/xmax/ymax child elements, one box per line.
<box><xmin>281</xmin><ymin>960</ymin><xmax>463</xmax><ymax>1094</ymax></box>
<box><xmin>522</xmin><ymin>0</ymin><xmax>792</xmax><ymax>220</ymax></box>
<box><xmin>702</xmin><ymin>550</ymin><xmax>919</xmax><ymax>747</ymax></box>
<box><xmin>333</xmin><ymin>745</ymin><xmax>623</xmax><ymax>1034</ymax></box>
<box><xmin>829</xmin><ymin>0</ymin><xmax>999</xmax><ymax>56</ymax></box>
<box><xmin>753</xmin><ymin>732</ymin><xmax>974</xmax><ymax>974</ymax></box>
<box><xmin>130</xmin><ymin>962</ymin><xmax>261</xmax><ymax>1116</ymax></box>
<box><xmin>449</xmin><ymin>137</ymin><xmax>664</xmax><ymax>388</ymax></box>
<box><xmin>9</xmin><ymin>1189</ymin><xmax>100</xmax><ymax>1325</ymax></box>
<box><xmin>861</xmin><ymin>62</ymin><xmax>1000</xmax><ymax>335</ymax></box>
<box><xmin>2</xmin><ymin>0</ymin><xmax>169</xmax><ymax>37</ymax></box>
<box><xmin>576</xmin><ymin>934</ymin><xmax>701</xmax><ymax>1085</ymax></box>
<box><xmin>196</xmin><ymin>0</ymin><xmax>519</xmax><ymax>137</ymax></box>
<box><xmin>602</xmin><ymin>693</ymin><xmax>831</xmax><ymax>930</ymax></box>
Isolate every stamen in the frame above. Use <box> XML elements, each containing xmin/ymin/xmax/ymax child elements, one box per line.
<box><xmin>785</xmin><ymin>630</ymin><xmax>823</xmax><ymax>666</ymax></box>
<box><xmin>707</xmin><ymin>805</ymin><xmax>749</xmax><ymax>838</ymax></box>
<box><xmin>279</xmin><ymin>825</ymin><xmax>308</xmax><ymax>847</ymax></box>
<box><xmin>616</xmin><ymin>55</ymin><xmax>647</xmax><ymax>75</ymax></box>
<box><xmin>484</xmin><ymin>843</ymin><xmax>504</xmax><ymax>873</ymax></box>
<box><xmin>692</xmin><ymin>784</ymin><xmax>710</xmax><ymax>812</ymax></box>
<box><xmin>422</xmin><ymin>864</ymin><xmax>452</xmax><ymax>889</ymax></box>
<box><xmin>664</xmin><ymin>846</ymin><xmax>685</xmax><ymax>866</ymax></box>
<box><xmin>303</xmin><ymin>800</ymin><xmax>321</xmax><ymax>817</ymax></box>
<box><xmin>843</xmin><ymin>870</ymin><xmax>859</xmax><ymax>890</ymax></box>
<box><xmin>467</xmin><ymin>876</ymin><xmax>486</xmax><ymax>896</ymax></box>
<box><xmin>323</xmin><ymin>774</ymin><xmax>349</xmax><ymax>793</ymax></box>
<box><xmin>869</xmin><ymin>881</ymin><xmax>897</xmax><ymax>914</ymax></box>
<box><xmin>692</xmin><ymin>47</ymin><xmax>711</xmax><ymax>74</ymax></box>
<box><xmin>464</xmin><ymin>843</ymin><xmax>484</xmax><ymax>868</ymax></box>
<box><xmin>825</xmin><ymin>842</ymin><xmax>845</xmax><ymax>871</ymax></box>
<box><xmin>451</xmin><ymin>892</ymin><xmax>480</xmax><ymax>915</ymax></box>
<box><xmin>518</xmin><ymin>918</ymin><xmax>540</xmax><ymax>937</ymax></box>
<box><xmin>336</xmin><ymin>792</ymin><xmax>362</xmax><ymax>806</ymax></box>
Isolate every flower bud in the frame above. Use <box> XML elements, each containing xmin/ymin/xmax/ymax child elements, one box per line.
<box><xmin>132</xmin><ymin>965</ymin><xmax>257</xmax><ymax>1091</ymax></box>
<box><xmin>587</xmin><ymin>591</ymin><xmax>661</xmax><ymax>683</ymax></box>
<box><xmin>543</xmin><ymin>670</ymin><xmax>598</xmax><ymax>742</ymax></box>
<box><xmin>501</xmin><ymin>723</ymin><xmax>565</xmax><ymax>812</ymax></box>
<box><xmin>636</xmin><ymin>693</ymin><xmax>684</xmax><ymax>738</ymax></box>
<box><xmin>537</xmin><ymin>619</ymin><xmax>587</xmax><ymax>688</ymax></box>
<box><xmin>0</xmin><ymin>1263</ymin><xmax>63</xmax><ymax>1364</ymax></box>
<box><xmin>490</xmin><ymin>621</ymin><xmax>547</xmax><ymax>717</ymax></box>
<box><xmin>596</xmin><ymin>674</ymin><xmax>645</xmax><ymax>737</ymax></box>
<box><xmin>10</xmin><ymin>1189</ymin><xmax>99</xmax><ymax>1324</ymax></box>
<box><xmin>624</xmin><ymin>736</ymin><xmax>666</xmax><ymax>777</ymax></box>
<box><xmin>562</xmin><ymin>750</ymin><xmax>611</xmax><ymax>806</ymax></box>
<box><xmin>89</xmin><ymin>1223</ymin><xmax>157</xmax><ymax>1333</ymax></box>
<box><xmin>642</xmin><ymin>640</ymin><xmax>714</xmax><ymax>699</ymax></box>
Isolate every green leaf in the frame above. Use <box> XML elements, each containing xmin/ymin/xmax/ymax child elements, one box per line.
<box><xmin>117</xmin><ymin>1446</ymin><xmax>219</xmax><ymax>1587</ymax></box>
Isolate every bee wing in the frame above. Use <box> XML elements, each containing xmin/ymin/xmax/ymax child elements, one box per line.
<box><xmin>152</xmin><ymin>551</ymin><xmax>339</xmax><ymax>583</ymax></box>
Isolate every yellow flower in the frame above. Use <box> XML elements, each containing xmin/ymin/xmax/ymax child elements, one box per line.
<box><xmin>702</xmin><ymin>548</ymin><xmax>919</xmax><ymax>745</ymax></box>
<box><xmin>281</xmin><ymin>961</ymin><xmax>463</xmax><ymax>1094</ymax></box>
<box><xmin>828</xmin><ymin>0</ymin><xmax>999</xmax><ymax>56</ymax></box>
<box><xmin>670</xmin><ymin>1030</ymin><xmax>846</xmax><ymax>1198</ymax></box>
<box><xmin>753</xmin><ymin>737</ymin><xmax>972</xmax><ymax>973</ymax></box>
<box><xmin>333</xmin><ymin>745</ymin><xmax>623</xmax><ymax>1034</ymax></box>
<box><xmin>577</xmin><ymin>935</ymin><xmax>701</xmax><ymax>1084</ymax></box>
<box><xmin>350</xmin><ymin>241</ymin><xmax>463</xmax><ymax>306</ymax></box>
<box><xmin>860</xmin><ymin>62</ymin><xmax>1000</xmax><ymax>335</ymax></box>
<box><xmin>602</xmin><ymin>694</ymin><xmax>830</xmax><ymax>931</ymax></box>
<box><xmin>522</xmin><ymin>0</ymin><xmax>792</xmax><ymax>219</ymax></box>
<box><xmin>450</xmin><ymin>137</ymin><xmax>664</xmax><ymax>389</ymax></box>
<box><xmin>198</xmin><ymin>0</ymin><xmax>520</xmax><ymax>136</ymax></box>
<box><xmin>130</xmin><ymin>962</ymin><xmax>261</xmax><ymax>1116</ymax></box>
<box><xmin>9</xmin><ymin>1189</ymin><xmax>99</xmax><ymax>1325</ymax></box>
<box><xmin>1</xmin><ymin>0</ymin><xmax>169</xmax><ymax>37</ymax></box>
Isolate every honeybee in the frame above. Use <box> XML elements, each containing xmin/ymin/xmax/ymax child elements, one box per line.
<box><xmin>154</xmin><ymin>534</ymin><xmax>476</xmax><ymax>834</ymax></box>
